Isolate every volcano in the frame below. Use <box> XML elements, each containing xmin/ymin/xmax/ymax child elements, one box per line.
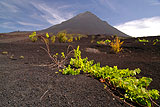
<box><xmin>40</xmin><ymin>11</ymin><xmax>129</xmax><ymax>37</ymax></box>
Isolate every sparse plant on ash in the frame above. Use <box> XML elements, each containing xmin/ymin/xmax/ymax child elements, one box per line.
<box><xmin>29</xmin><ymin>32</ymin><xmax>74</xmax><ymax>69</ymax></box>
<box><xmin>57</xmin><ymin>30</ymin><xmax>68</xmax><ymax>43</ymax></box>
<box><xmin>97</xmin><ymin>39</ymin><xmax>111</xmax><ymax>45</ymax></box>
<box><xmin>67</xmin><ymin>34</ymin><xmax>73</xmax><ymax>42</ymax></box>
<box><xmin>97</xmin><ymin>40</ymin><xmax>105</xmax><ymax>45</ymax></box>
<box><xmin>153</xmin><ymin>39</ymin><xmax>160</xmax><ymax>45</ymax></box>
<box><xmin>138</xmin><ymin>38</ymin><xmax>149</xmax><ymax>43</ymax></box>
<box><xmin>2</xmin><ymin>51</ymin><xmax>8</xmax><ymax>55</ymax></box>
<box><xmin>74</xmin><ymin>37</ymin><xmax>78</xmax><ymax>41</ymax></box>
<box><xmin>51</xmin><ymin>35</ymin><xmax>56</xmax><ymax>43</ymax></box>
<box><xmin>62</xmin><ymin>46</ymin><xmax>160</xmax><ymax>107</ymax></box>
<box><xmin>109</xmin><ymin>36</ymin><xmax>124</xmax><ymax>53</ymax></box>
<box><xmin>29</xmin><ymin>32</ymin><xmax>37</xmax><ymax>42</ymax></box>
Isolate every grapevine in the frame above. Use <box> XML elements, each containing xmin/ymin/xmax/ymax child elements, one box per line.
<box><xmin>62</xmin><ymin>46</ymin><xmax>160</xmax><ymax>107</ymax></box>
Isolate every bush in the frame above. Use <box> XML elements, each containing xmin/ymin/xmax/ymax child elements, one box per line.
<box><xmin>138</xmin><ymin>38</ymin><xmax>149</xmax><ymax>42</ymax></box>
<box><xmin>97</xmin><ymin>39</ymin><xmax>111</xmax><ymax>45</ymax></box>
<box><xmin>62</xmin><ymin>46</ymin><xmax>160</xmax><ymax>107</ymax></box>
<box><xmin>57</xmin><ymin>30</ymin><xmax>68</xmax><ymax>43</ymax></box>
<box><xmin>67</xmin><ymin>34</ymin><xmax>73</xmax><ymax>42</ymax></box>
<box><xmin>51</xmin><ymin>35</ymin><xmax>56</xmax><ymax>43</ymax></box>
<box><xmin>28</xmin><ymin>31</ymin><xmax>74</xmax><ymax>69</ymax></box>
<box><xmin>29</xmin><ymin>32</ymin><xmax>37</xmax><ymax>42</ymax></box>
<box><xmin>153</xmin><ymin>39</ymin><xmax>160</xmax><ymax>45</ymax></box>
<box><xmin>110</xmin><ymin>36</ymin><xmax>124</xmax><ymax>53</ymax></box>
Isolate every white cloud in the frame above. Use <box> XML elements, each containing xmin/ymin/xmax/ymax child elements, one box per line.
<box><xmin>0</xmin><ymin>1</ymin><xmax>19</xmax><ymax>13</ymax></box>
<box><xmin>17</xmin><ymin>21</ymin><xmax>43</xmax><ymax>27</ymax></box>
<box><xmin>114</xmin><ymin>17</ymin><xmax>160</xmax><ymax>37</ymax></box>
<box><xmin>149</xmin><ymin>0</ymin><xmax>160</xmax><ymax>5</ymax></box>
<box><xmin>31</xmin><ymin>2</ymin><xmax>74</xmax><ymax>25</ymax></box>
<box><xmin>2</xmin><ymin>22</ymin><xmax>17</xmax><ymax>29</ymax></box>
<box><xmin>98</xmin><ymin>0</ymin><xmax>116</xmax><ymax>11</ymax></box>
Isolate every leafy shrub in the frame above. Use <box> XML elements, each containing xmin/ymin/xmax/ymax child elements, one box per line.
<box><xmin>2</xmin><ymin>51</ymin><xmax>8</xmax><ymax>55</ymax></box>
<box><xmin>29</xmin><ymin>32</ymin><xmax>37</xmax><ymax>42</ymax></box>
<box><xmin>19</xmin><ymin>56</ymin><xmax>24</xmax><ymax>59</ymax></box>
<box><xmin>29</xmin><ymin>32</ymin><xmax>74</xmax><ymax>69</ymax></box>
<box><xmin>62</xmin><ymin>65</ymin><xmax>81</xmax><ymax>75</ymax></box>
<box><xmin>78</xmin><ymin>36</ymin><xmax>81</xmax><ymax>40</ymax></box>
<box><xmin>77</xmin><ymin>34</ymin><xmax>87</xmax><ymax>40</ymax></box>
<box><xmin>57</xmin><ymin>30</ymin><xmax>68</xmax><ymax>43</ymax></box>
<box><xmin>109</xmin><ymin>37</ymin><xmax>124</xmax><ymax>53</ymax></box>
<box><xmin>62</xmin><ymin>46</ymin><xmax>160</xmax><ymax>107</ymax></box>
<box><xmin>138</xmin><ymin>38</ymin><xmax>149</xmax><ymax>42</ymax></box>
<box><xmin>97</xmin><ymin>39</ymin><xmax>111</xmax><ymax>45</ymax></box>
<box><xmin>46</xmin><ymin>33</ymin><xmax>49</xmax><ymax>38</ymax></box>
<box><xmin>105</xmin><ymin>39</ymin><xmax>111</xmax><ymax>43</ymax></box>
<box><xmin>97</xmin><ymin>40</ymin><xmax>105</xmax><ymax>45</ymax></box>
<box><xmin>67</xmin><ymin>34</ymin><xmax>73</xmax><ymax>42</ymax></box>
<box><xmin>56</xmin><ymin>31</ymin><xmax>84</xmax><ymax>43</ymax></box>
<box><xmin>153</xmin><ymin>39</ymin><xmax>160</xmax><ymax>45</ymax></box>
<box><xmin>74</xmin><ymin>37</ymin><xmax>77</xmax><ymax>41</ymax></box>
<box><xmin>51</xmin><ymin>35</ymin><xmax>56</xmax><ymax>43</ymax></box>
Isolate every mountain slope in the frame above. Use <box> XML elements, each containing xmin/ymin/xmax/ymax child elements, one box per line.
<box><xmin>40</xmin><ymin>11</ymin><xmax>129</xmax><ymax>37</ymax></box>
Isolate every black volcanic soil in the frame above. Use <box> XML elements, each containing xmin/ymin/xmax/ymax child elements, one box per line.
<box><xmin>0</xmin><ymin>33</ymin><xmax>160</xmax><ymax>107</ymax></box>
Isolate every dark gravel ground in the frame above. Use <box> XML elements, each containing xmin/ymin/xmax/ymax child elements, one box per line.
<box><xmin>0</xmin><ymin>33</ymin><xmax>160</xmax><ymax>107</ymax></box>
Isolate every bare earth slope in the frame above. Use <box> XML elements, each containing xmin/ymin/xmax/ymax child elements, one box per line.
<box><xmin>0</xmin><ymin>34</ymin><xmax>160</xmax><ymax>107</ymax></box>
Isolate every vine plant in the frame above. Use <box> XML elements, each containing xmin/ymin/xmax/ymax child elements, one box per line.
<box><xmin>29</xmin><ymin>32</ymin><xmax>74</xmax><ymax>69</ymax></box>
<box><xmin>62</xmin><ymin>46</ymin><xmax>160</xmax><ymax>107</ymax></box>
<box><xmin>29</xmin><ymin>32</ymin><xmax>160</xmax><ymax>106</ymax></box>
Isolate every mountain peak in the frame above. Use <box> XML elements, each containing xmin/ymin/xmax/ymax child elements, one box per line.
<box><xmin>81</xmin><ymin>11</ymin><xmax>93</xmax><ymax>15</ymax></box>
<box><xmin>40</xmin><ymin>11</ymin><xmax>129</xmax><ymax>37</ymax></box>
<box><xmin>71</xmin><ymin>11</ymin><xmax>100</xmax><ymax>22</ymax></box>
<box><xmin>75</xmin><ymin>11</ymin><xmax>96</xmax><ymax>18</ymax></box>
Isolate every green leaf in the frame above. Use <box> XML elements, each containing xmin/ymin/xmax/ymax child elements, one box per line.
<box><xmin>146</xmin><ymin>99</ymin><xmax>152</xmax><ymax>107</ymax></box>
<box><xmin>46</xmin><ymin>33</ymin><xmax>49</xmax><ymax>38</ymax></box>
<box><xmin>62</xmin><ymin>46</ymin><xmax>160</xmax><ymax>107</ymax></box>
<box><xmin>149</xmin><ymin>89</ymin><xmax>160</xmax><ymax>99</ymax></box>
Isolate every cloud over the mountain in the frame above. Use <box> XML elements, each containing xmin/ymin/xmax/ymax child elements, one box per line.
<box><xmin>0</xmin><ymin>0</ymin><xmax>75</xmax><ymax>32</ymax></box>
<box><xmin>31</xmin><ymin>1</ymin><xmax>74</xmax><ymax>25</ymax></box>
<box><xmin>114</xmin><ymin>16</ymin><xmax>160</xmax><ymax>37</ymax></box>
<box><xmin>17</xmin><ymin>21</ymin><xmax>43</xmax><ymax>27</ymax></box>
<box><xmin>150</xmin><ymin>0</ymin><xmax>160</xmax><ymax>5</ymax></box>
<box><xmin>98</xmin><ymin>0</ymin><xmax>116</xmax><ymax>11</ymax></box>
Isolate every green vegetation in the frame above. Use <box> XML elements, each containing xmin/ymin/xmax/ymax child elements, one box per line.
<box><xmin>29</xmin><ymin>31</ymin><xmax>85</xmax><ymax>44</ymax></box>
<box><xmin>9</xmin><ymin>55</ymin><xmax>14</xmax><ymax>59</ymax></box>
<box><xmin>153</xmin><ymin>39</ymin><xmax>160</xmax><ymax>45</ymax></box>
<box><xmin>51</xmin><ymin>35</ymin><xmax>56</xmax><ymax>43</ymax></box>
<box><xmin>138</xmin><ymin>38</ymin><xmax>149</xmax><ymax>43</ymax></box>
<box><xmin>29</xmin><ymin>32</ymin><xmax>37</xmax><ymax>42</ymax></box>
<box><xmin>57</xmin><ymin>30</ymin><xmax>68</xmax><ymax>43</ymax></box>
<box><xmin>97</xmin><ymin>37</ymin><xmax>123</xmax><ymax>53</ymax></box>
<box><xmin>62</xmin><ymin>46</ymin><xmax>160</xmax><ymax>107</ymax></box>
<box><xmin>78</xmin><ymin>36</ymin><xmax>81</xmax><ymax>40</ymax></box>
<box><xmin>74</xmin><ymin>37</ymin><xmax>78</xmax><ymax>41</ymax></box>
<box><xmin>67</xmin><ymin>34</ymin><xmax>73</xmax><ymax>42</ymax></box>
<box><xmin>29</xmin><ymin>32</ymin><xmax>159</xmax><ymax>107</ymax></box>
<box><xmin>29</xmin><ymin>32</ymin><xmax>74</xmax><ymax>69</ymax></box>
<box><xmin>2</xmin><ymin>51</ymin><xmax>8</xmax><ymax>55</ymax></box>
<box><xmin>19</xmin><ymin>56</ymin><xmax>24</xmax><ymax>59</ymax></box>
<box><xmin>137</xmin><ymin>38</ymin><xmax>160</xmax><ymax>45</ymax></box>
<box><xmin>97</xmin><ymin>39</ymin><xmax>111</xmax><ymax>45</ymax></box>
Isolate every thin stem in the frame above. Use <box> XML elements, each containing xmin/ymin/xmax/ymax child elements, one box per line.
<box><xmin>149</xmin><ymin>96</ymin><xmax>160</xmax><ymax>107</ymax></box>
<box><xmin>40</xmin><ymin>90</ymin><xmax>49</xmax><ymax>101</ymax></box>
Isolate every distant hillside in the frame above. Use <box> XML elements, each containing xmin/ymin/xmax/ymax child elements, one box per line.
<box><xmin>40</xmin><ymin>11</ymin><xmax>129</xmax><ymax>37</ymax></box>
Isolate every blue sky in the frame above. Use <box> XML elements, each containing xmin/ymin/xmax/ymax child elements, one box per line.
<box><xmin>0</xmin><ymin>0</ymin><xmax>160</xmax><ymax>37</ymax></box>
